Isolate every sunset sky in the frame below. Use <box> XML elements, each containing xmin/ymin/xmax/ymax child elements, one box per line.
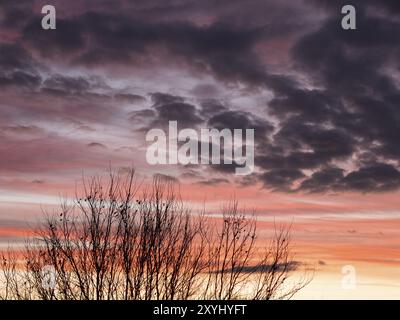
<box><xmin>1</xmin><ymin>0</ymin><xmax>400</xmax><ymax>299</ymax></box>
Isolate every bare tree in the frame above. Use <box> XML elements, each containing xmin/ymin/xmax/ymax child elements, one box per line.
<box><xmin>0</xmin><ymin>169</ymin><xmax>311</xmax><ymax>300</ymax></box>
<box><xmin>201</xmin><ymin>201</ymin><xmax>311</xmax><ymax>300</ymax></box>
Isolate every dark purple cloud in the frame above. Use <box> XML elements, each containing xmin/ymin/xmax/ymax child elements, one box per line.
<box><xmin>0</xmin><ymin>0</ymin><xmax>399</xmax><ymax>193</ymax></box>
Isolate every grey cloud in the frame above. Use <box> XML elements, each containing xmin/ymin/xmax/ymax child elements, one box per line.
<box><xmin>87</xmin><ymin>142</ymin><xmax>108</xmax><ymax>149</ymax></box>
<box><xmin>194</xmin><ymin>178</ymin><xmax>229</xmax><ymax>186</ymax></box>
<box><xmin>2</xmin><ymin>0</ymin><xmax>400</xmax><ymax>193</ymax></box>
<box><xmin>214</xmin><ymin>261</ymin><xmax>301</xmax><ymax>274</ymax></box>
<box><xmin>298</xmin><ymin>168</ymin><xmax>345</xmax><ymax>193</ymax></box>
<box><xmin>260</xmin><ymin>168</ymin><xmax>305</xmax><ymax>191</ymax></box>
<box><xmin>340</xmin><ymin>163</ymin><xmax>400</xmax><ymax>192</ymax></box>
<box><xmin>114</xmin><ymin>93</ymin><xmax>146</xmax><ymax>104</ymax></box>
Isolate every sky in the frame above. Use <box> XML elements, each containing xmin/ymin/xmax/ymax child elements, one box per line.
<box><xmin>1</xmin><ymin>0</ymin><xmax>400</xmax><ymax>299</ymax></box>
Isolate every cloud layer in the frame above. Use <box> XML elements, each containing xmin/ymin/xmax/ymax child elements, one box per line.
<box><xmin>1</xmin><ymin>0</ymin><xmax>400</xmax><ymax>193</ymax></box>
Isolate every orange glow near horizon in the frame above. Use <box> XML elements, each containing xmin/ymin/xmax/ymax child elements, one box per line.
<box><xmin>1</xmin><ymin>180</ymin><xmax>400</xmax><ymax>298</ymax></box>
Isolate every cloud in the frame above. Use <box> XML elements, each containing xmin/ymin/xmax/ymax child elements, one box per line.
<box><xmin>0</xmin><ymin>43</ymin><xmax>41</xmax><ymax>89</ymax></box>
<box><xmin>208</xmin><ymin>110</ymin><xmax>273</xmax><ymax>136</ymax></box>
<box><xmin>18</xmin><ymin>5</ymin><xmax>299</xmax><ymax>89</ymax></box>
<box><xmin>114</xmin><ymin>93</ymin><xmax>146</xmax><ymax>104</ymax></box>
<box><xmin>0</xmin><ymin>135</ymin><xmax>128</xmax><ymax>174</ymax></box>
<box><xmin>260</xmin><ymin>169</ymin><xmax>305</xmax><ymax>191</ymax></box>
<box><xmin>0</xmin><ymin>125</ymin><xmax>44</xmax><ymax>137</ymax></box>
<box><xmin>42</xmin><ymin>75</ymin><xmax>93</xmax><ymax>96</ymax></box>
<box><xmin>194</xmin><ymin>178</ymin><xmax>229</xmax><ymax>186</ymax></box>
<box><xmin>1</xmin><ymin>0</ymin><xmax>400</xmax><ymax>194</ymax></box>
<box><xmin>154</xmin><ymin>102</ymin><xmax>203</xmax><ymax>127</ymax></box>
<box><xmin>131</xmin><ymin>93</ymin><xmax>204</xmax><ymax>130</ymax></box>
<box><xmin>153</xmin><ymin>173</ymin><xmax>180</xmax><ymax>184</ymax></box>
<box><xmin>298</xmin><ymin>168</ymin><xmax>345</xmax><ymax>193</ymax></box>
<box><xmin>213</xmin><ymin>261</ymin><xmax>301</xmax><ymax>274</ymax></box>
<box><xmin>299</xmin><ymin>163</ymin><xmax>400</xmax><ymax>193</ymax></box>
<box><xmin>255</xmin><ymin>1</ymin><xmax>400</xmax><ymax>192</ymax></box>
<box><xmin>87</xmin><ymin>142</ymin><xmax>108</xmax><ymax>149</ymax></box>
<box><xmin>199</xmin><ymin>100</ymin><xmax>228</xmax><ymax>117</ymax></box>
<box><xmin>340</xmin><ymin>163</ymin><xmax>400</xmax><ymax>192</ymax></box>
<box><xmin>31</xmin><ymin>179</ymin><xmax>45</xmax><ymax>184</ymax></box>
<box><xmin>258</xmin><ymin>121</ymin><xmax>354</xmax><ymax>171</ymax></box>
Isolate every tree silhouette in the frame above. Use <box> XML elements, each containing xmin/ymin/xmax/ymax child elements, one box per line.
<box><xmin>0</xmin><ymin>169</ymin><xmax>311</xmax><ymax>300</ymax></box>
